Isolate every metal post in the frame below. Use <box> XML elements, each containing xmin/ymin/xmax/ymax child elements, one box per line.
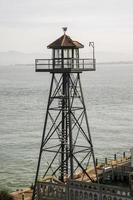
<box><xmin>105</xmin><ymin>158</ymin><xmax>108</xmax><ymax>165</ymax></box>
<box><xmin>96</xmin><ymin>158</ymin><xmax>98</xmax><ymax>166</ymax></box>
<box><xmin>114</xmin><ymin>154</ymin><xmax>117</xmax><ymax>161</ymax></box>
<box><xmin>123</xmin><ymin>152</ymin><xmax>126</xmax><ymax>158</ymax></box>
<box><xmin>89</xmin><ymin>42</ymin><xmax>95</xmax><ymax>70</ymax></box>
<box><xmin>22</xmin><ymin>193</ymin><xmax>24</xmax><ymax>200</ymax></box>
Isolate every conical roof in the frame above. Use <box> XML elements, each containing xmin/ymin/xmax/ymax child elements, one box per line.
<box><xmin>47</xmin><ymin>34</ymin><xmax>84</xmax><ymax>49</ymax></box>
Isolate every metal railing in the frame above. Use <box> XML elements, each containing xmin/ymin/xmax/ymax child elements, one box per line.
<box><xmin>35</xmin><ymin>180</ymin><xmax>132</xmax><ymax>200</ymax></box>
<box><xmin>35</xmin><ymin>58</ymin><xmax>96</xmax><ymax>71</ymax></box>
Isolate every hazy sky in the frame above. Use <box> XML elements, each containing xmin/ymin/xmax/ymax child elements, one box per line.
<box><xmin>0</xmin><ymin>0</ymin><xmax>133</xmax><ymax>56</ymax></box>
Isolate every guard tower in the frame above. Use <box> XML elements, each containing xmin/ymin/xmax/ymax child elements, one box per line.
<box><xmin>32</xmin><ymin>28</ymin><xmax>97</xmax><ymax>200</ymax></box>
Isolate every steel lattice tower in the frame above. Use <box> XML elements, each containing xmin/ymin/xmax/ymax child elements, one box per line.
<box><xmin>32</xmin><ymin>28</ymin><xmax>97</xmax><ymax>200</ymax></box>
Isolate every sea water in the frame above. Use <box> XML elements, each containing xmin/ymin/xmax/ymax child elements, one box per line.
<box><xmin>0</xmin><ymin>64</ymin><xmax>133</xmax><ymax>191</ymax></box>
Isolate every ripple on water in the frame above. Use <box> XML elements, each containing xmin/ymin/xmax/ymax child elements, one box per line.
<box><xmin>0</xmin><ymin>64</ymin><xmax>133</xmax><ymax>191</ymax></box>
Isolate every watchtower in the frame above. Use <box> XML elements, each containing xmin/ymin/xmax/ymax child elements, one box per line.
<box><xmin>32</xmin><ymin>28</ymin><xmax>97</xmax><ymax>200</ymax></box>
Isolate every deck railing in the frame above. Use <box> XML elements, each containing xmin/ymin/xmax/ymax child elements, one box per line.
<box><xmin>35</xmin><ymin>180</ymin><xmax>132</xmax><ymax>200</ymax></box>
<box><xmin>35</xmin><ymin>58</ymin><xmax>96</xmax><ymax>72</ymax></box>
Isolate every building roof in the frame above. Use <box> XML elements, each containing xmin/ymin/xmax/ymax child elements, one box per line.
<box><xmin>47</xmin><ymin>34</ymin><xmax>84</xmax><ymax>49</ymax></box>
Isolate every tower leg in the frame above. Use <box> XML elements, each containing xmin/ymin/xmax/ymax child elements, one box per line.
<box><xmin>78</xmin><ymin>73</ymin><xmax>98</xmax><ymax>182</ymax></box>
<box><xmin>32</xmin><ymin>74</ymin><xmax>55</xmax><ymax>200</ymax></box>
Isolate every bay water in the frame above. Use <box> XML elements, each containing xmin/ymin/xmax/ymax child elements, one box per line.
<box><xmin>0</xmin><ymin>64</ymin><xmax>133</xmax><ymax>191</ymax></box>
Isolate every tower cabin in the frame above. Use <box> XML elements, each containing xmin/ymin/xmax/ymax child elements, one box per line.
<box><xmin>35</xmin><ymin>29</ymin><xmax>95</xmax><ymax>72</ymax></box>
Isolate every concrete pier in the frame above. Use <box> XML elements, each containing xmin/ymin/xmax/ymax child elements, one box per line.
<box><xmin>11</xmin><ymin>155</ymin><xmax>132</xmax><ymax>200</ymax></box>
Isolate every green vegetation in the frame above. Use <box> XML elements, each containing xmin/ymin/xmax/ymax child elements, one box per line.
<box><xmin>0</xmin><ymin>190</ymin><xmax>13</xmax><ymax>200</ymax></box>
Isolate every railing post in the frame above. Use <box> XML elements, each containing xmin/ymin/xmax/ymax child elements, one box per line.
<box><xmin>123</xmin><ymin>152</ymin><xmax>126</xmax><ymax>158</ymax></box>
<box><xmin>48</xmin><ymin>59</ymin><xmax>50</xmax><ymax>69</ymax></box>
<box><xmin>35</xmin><ymin>59</ymin><xmax>37</xmax><ymax>72</ymax></box>
<box><xmin>22</xmin><ymin>193</ymin><xmax>24</xmax><ymax>200</ymax></box>
<box><xmin>96</xmin><ymin>158</ymin><xmax>98</xmax><ymax>166</ymax></box>
<box><xmin>99</xmin><ymin>184</ymin><xmax>102</xmax><ymax>200</ymax></box>
<box><xmin>114</xmin><ymin>154</ymin><xmax>117</xmax><ymax>161</ymax></box>
<box><xmin>83</xmin><ymin>59</ymin><xmax>84</xmax><ymax>69</ymax></box>
<box><xmin>105</xmin><ymin>157</ymin><xmax>108</xmax><ymax>165</ymax></box>
<box><xmin>67</xmin><ymin>181</ymin><xmax>69</xmax><ymax>200</ymax></box>
<box><xmin>53</xmin><ymin>58</ymin><xmax>55</xmax><ymax>69</ymax></box>
<box><xmin>94</xmin><ymin>59</ymin><xmax>96</xmax><ymax>70</ymax></box>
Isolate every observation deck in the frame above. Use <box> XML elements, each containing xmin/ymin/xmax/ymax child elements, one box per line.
<box><xmin>35</xmin><ymin>58</ymin><xmax>96</xmax><ymax>73</ymax></box>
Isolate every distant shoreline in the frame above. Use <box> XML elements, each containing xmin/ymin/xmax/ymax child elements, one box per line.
<box><xmin>97</xmin><ymin>61</ymin><xmax>133</xmax><ymax>65</ymax></box>
<box><xmin>0</xmin><ymin>64</ymin><xmax>34</xmax><ymax>67</ymax></box>
<box><xmin>0</xmin><ymin>62</ymin><xmax>133</xmax><ymax>67</ymax></box>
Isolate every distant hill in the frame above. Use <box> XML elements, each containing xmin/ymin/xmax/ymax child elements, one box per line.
<box><xmin>95</xmin><ymin>51</ymin><xmax>133</xmax><ymax>64</ymax></box>
<box><xmin>0</xmin><ymin>51</ymin><xmax>50</xmax><ymax>66</ymax></box>
<box><xmin>0</xmin><ymin>50</ymin><xmax>132</xmax><ymax>66</ymax></box>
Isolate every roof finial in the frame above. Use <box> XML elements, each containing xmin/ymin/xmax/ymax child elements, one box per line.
<box><xmin>62</xmin><ymin>27</ymin><xmax>67</xmax><ymax>35</ymax></box>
